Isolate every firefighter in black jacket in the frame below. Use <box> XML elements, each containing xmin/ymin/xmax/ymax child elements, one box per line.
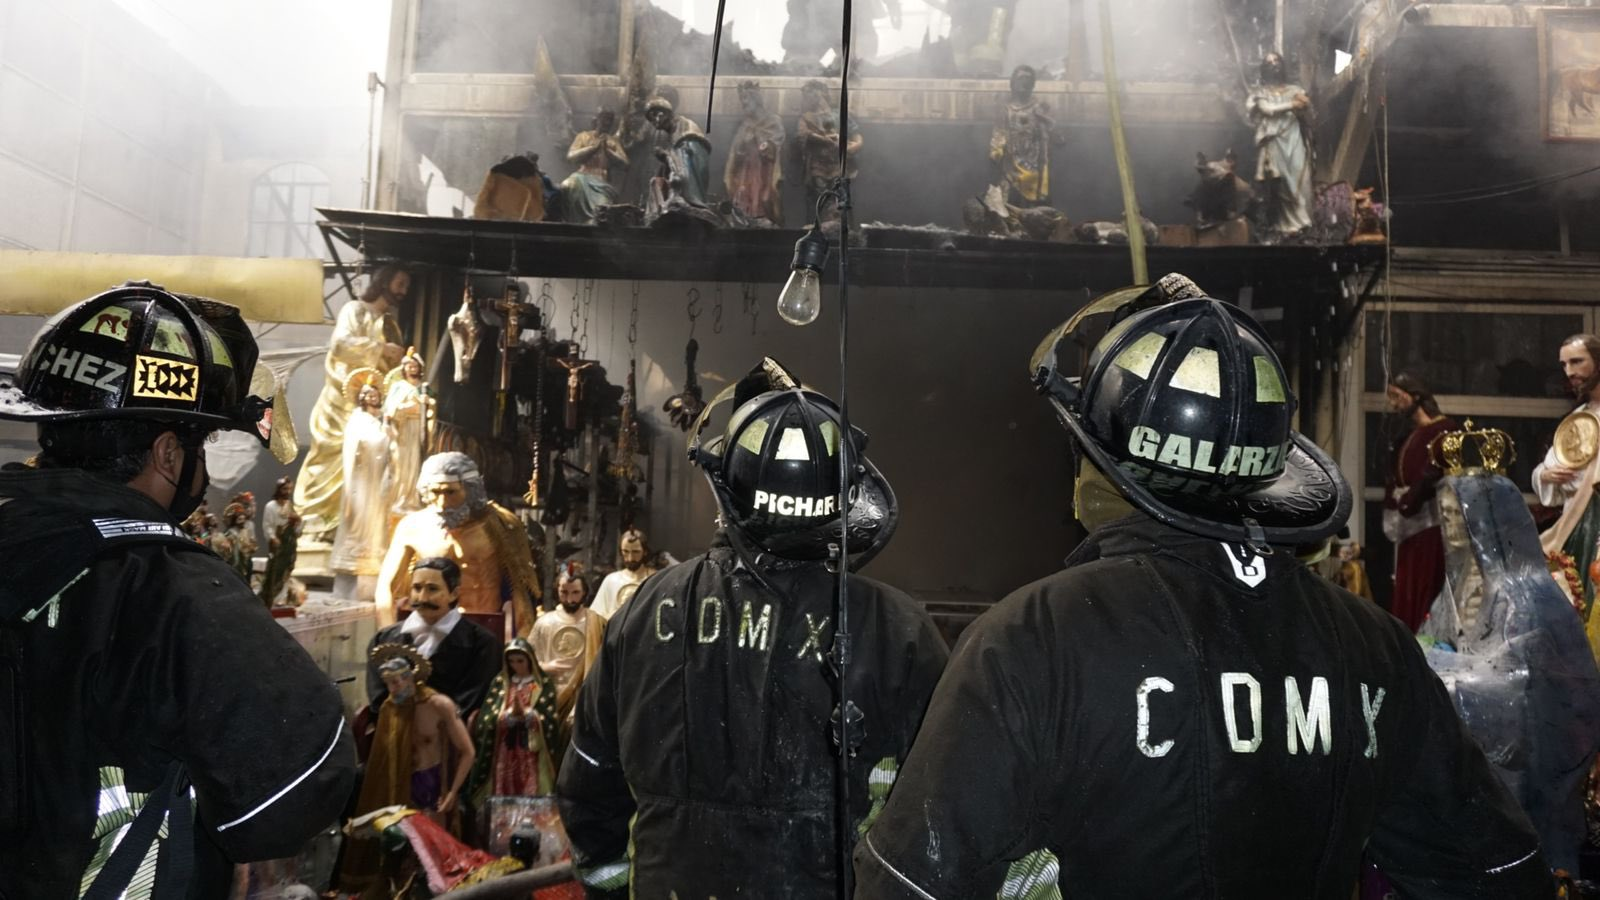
<box><xmin>854</xmin><ymin>277</ymin><xmax>1555</xmax><ymax>899</ymax></box>
<box><xmin>0</xmin><ymin>285</ymin><xmax>357</xmax><ymax>899</ymax></box>
<box><xmin>558</xmin><ymin>359</ymin><xmax>948</xmax><ymax>899</ymax></box>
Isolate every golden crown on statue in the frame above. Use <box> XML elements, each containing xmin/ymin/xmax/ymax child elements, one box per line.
<box><xmin>1427</xmin><ymin>419</ymin><xmax>1516</xmax><ymax>477</ymax></box>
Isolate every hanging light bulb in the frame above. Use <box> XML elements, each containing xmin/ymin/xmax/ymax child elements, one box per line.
<box><xmin>778</xmin><ymin>227</ymin><xmax>829</xmax><ymax>326</ymax></box>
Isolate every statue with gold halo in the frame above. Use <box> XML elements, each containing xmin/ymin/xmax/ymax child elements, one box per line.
<box><xmin>376</xmin><ymin>452</ymin><xmax>542</xmax><ymax>640</ymax></box>
<box><xmin>331</xmin><ymin>369</ymin><xmax>394</xmax><ymax>582</ymax></box>
<box><xmin>384</xmin><ymin>347</ymin><xmax>435</xmax><ymax>517</ymax></box>
<box><xmin>294</xmin><ymin>267</ymin><xmax>408</xmax><ymax>538</ymax></box>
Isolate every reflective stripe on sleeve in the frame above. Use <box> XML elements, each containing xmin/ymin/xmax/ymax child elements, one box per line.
<box><xmin>864</xmin><ymin>832</ymin><xmax>941</xmax><ymax>900</ymax></box>
<box><xmin>216</xmin><ymin>719</ymin><xmax>345</xmax><ymax>832</ymax></box>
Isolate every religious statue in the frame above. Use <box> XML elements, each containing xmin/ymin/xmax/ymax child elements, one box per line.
<box><xmin>259</xmin><ymin>476</ymin><xmax>302</xmax><ymax>608</ymax></box>
<box><xmin>367</xmin><ymin>557</ymin><xmax>503</xmax><ymax>720</ymax></box>
<box><xmin>377</xmin><ymin>452</ymin><xmax>543</xmax><ymax>640</ymax></box>
<box><xmin>590</xmin><ymin>528</ymin><xmax>659</xmax><ymax>618</ymax></box>
<box><xmin>339</xmin><ymin>642</ymin><xmax>477</xmax><ymax>894</ymax></box>
<box><xmin>331</xmin><ymin>369</ymin><xmax>394</xmax><ymax>586</ymax></box>
<box><xmin>474</xmin><ymin>152</ymin><xmax>552</xmax><ymax>222</ymax></box>
<box><xmin>1536</xmin><ymin>334</ymin><xmax>1600</xmax><ymax>662</ymax></box>
<box><xmin>294</xmin><ymin>267</ymin><xmax>407</xmax><ymax>537</ymax></box>
<box><xmin>447</xmin><ymin>283</ymin><xmax>482</xmax><ymax>386</ymax></box>
<box><xmin>796</xmin><ymin>79</ymin><xmax>862</xmax><ymax>221</ymax></box>
<box><xmin>531</xmin><ymin>566</ymin><xmax>607</xmax><ymax>736</ymax></box>
<box><xmin>384</xmin><ymin>347</ymin><xmax>435</xmax><ymax>517</ymax></box>
<box><xmin>990</xmin><ymin>65</ymin><xmax>1051</xmax><ymax>208</ymax></box>
<box><xmin>465</xmin><ymin>638</ymin><xmax>562</xmax><ymax>808</ymax></box>
<box><xmin>644</xmin><ymin>96</ymin><xmax>714</xmax><ymax>217</ymax></box>
<box><xmin>1381</xmin><ymin>373</ymin><xmax>1457</xmax><ymax>634</ymax></box>
<box><xmin>218</xmin><ymin>494</ymin><xmax>257</xmax><ymax>584</ymax></box>
<box><xmin>561</xmin><ymin>108</ymin><xmax>628</xmax><ymax>225</ymax></box>
<box><xmin>1247</xmin><ymin>52</ymin><xmax>1313</xmax><ymax>238</ymax></box>
<box><xmin>724</xmin><ymin>81</ymin><xmax>786</xmax><ymax>227</ymax></box>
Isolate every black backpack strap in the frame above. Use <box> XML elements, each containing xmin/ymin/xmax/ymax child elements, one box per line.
<box><xmin>81</xmin><ymin>762</ymin><xmax>192</xmax><ymax>900</ymax></box>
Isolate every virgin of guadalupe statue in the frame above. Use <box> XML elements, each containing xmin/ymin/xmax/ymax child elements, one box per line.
<box><xmin>331</xmin><ymin>368</ymin><xmax>394</xmax><ymax>578</ymax></box>
<box><xmin>384</xmin><ymin>347</ymin><xmax>435</xmax><ymax>517</ymax></box>
<box><xmin>465</xmin><ymin>638</ymin><xmax>562</xmax><ymax>807</ymax></box>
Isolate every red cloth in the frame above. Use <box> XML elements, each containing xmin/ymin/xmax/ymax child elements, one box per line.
<box><xmin>1386</xmin><ymin>417</ymin><xmax>1456</xmax><ymax>633</ymax></box>
<box><xmin>397</xmin><ymin>813</ymin><xmax>500</xmax><ymax>894</ymax></box>
<box><xmin>1391</xmin><ymin>526</ymin><xmax>1444</xmax><ymax>633</ymax></box>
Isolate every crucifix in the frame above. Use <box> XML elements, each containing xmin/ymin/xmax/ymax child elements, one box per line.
<box><xmin>493</xmin><ymin>282</ymin><xmax>539</xmax><ymax>438</ymax></box>
<box><xmin>555</xmin><ymin>355</ymin><xmax>599</xmax><ymax>432</ymax></box>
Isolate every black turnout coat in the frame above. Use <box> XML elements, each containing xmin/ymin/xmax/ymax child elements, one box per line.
<box><xmin>854</xmin><ymin>513</ymin><xmax>1553</xmax><ymax>900</ymax></box>
<box><xmin>0</xmin><ymin>466</ymin><xmax>356</xmax><ymax>899</ymax></box>
<box><xmin>558</xmin><ymin>542</ymin><xmax>949</xmax><ymax>899</ymax></box>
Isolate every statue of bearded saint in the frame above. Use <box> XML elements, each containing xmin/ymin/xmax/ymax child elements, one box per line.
<box><xmin>376</xmin><ymin>452</ymin><xmax>543</xmax><ymax>640</ymax></box>
<box><xmin>384</xmin><ymin>349</ymin><xmax>435</xmax><ymax>517</ymax></box>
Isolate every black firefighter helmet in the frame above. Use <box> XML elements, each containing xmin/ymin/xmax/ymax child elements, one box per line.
<box><xmin>689</xmin><ymin>358</ymin><xmax>897</xmax><ymax>567</ymax></box>
<box><xmin>0</xmin><ymin>283</ymin><xmax>287</xmax><ymax>456</ymax></box>
<box><xmin>1030</xmin><ymin>274</ymin><xmax>1351</xmax><ymax>545</ymax></box>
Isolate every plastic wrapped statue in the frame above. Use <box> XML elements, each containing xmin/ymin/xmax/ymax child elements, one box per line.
<box><xmin>331</xmin><ymin>369</ymin><xmax>394</xmax><ymax>582</ymax></box>
<box><xmin>464</xmin><ymin>638</ymin><xmax>562</xmax><ymax>808</ymax></box>
<box><xmin>1418</xmin><ymin>424</ymin><xmax>1600</xmax><ymax>874</ymax></box>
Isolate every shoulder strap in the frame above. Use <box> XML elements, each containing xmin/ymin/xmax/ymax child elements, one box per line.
<box><xmin>80</xmin><ymin>762</ymin><xmax>193</xmax><ymax>900</ymax></box>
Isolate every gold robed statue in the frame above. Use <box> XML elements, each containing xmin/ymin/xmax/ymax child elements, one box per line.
<box><xmin>294</xmin><ymin>267</ymin><xmax>409</xmax><ymax>539</ymax></box>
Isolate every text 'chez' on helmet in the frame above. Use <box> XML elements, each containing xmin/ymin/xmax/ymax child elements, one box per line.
<box><xmin>689</xmin><ymin>358</ymin><xmax>897</xmax><ymax>568</ymax></box>
<box><xmin>0</xmin><ymin>282</ymin><xmax>296</xmax><ymax>462</ymax></box>
<box><xmin>1030</xmin><ymin>273</ymin><xmax>1351</xmax><ymax>546</ymax></box>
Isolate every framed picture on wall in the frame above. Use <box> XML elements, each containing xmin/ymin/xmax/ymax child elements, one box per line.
<box><xmin>1539</xmin><ymin>8</ymin><xmax>1600</xmax><ymax>141</ymax></box>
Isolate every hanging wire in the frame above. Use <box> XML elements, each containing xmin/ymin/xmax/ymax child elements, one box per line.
<box><xmin>712</xmin><ymin>284</ymin><xmax>724</xmax><ymax>334</ymax></box>
<box><xmin>610</xmin><ymin>282</ymin><xmax>620</xmax><ymax>368</ymax></box>
<box><xmin>628</xmin><ymin>282</ymin><xmax>641</xmax><ymax>361</ymax></box>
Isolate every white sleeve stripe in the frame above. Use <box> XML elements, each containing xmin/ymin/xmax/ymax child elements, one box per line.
<box><xmin>571</xmin><ymin>739</ymin><xmax>602</xmax><ymax>767</ymax></box>
<box><xmin>216</xmin><ymin>719</ymin><xmax>345</xmax><ymax>832</ymax></box>
<box><xmin>1485</xmin><ymin>847</ymin><xmax>1539</xmax><ymax>874</ymax></box>
<box><xmin>864</xmin><ymin>833</ymin><xmax>942</xmax><ymax>900</ymax></box>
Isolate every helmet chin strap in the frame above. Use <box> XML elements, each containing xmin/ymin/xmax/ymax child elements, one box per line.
<box><xmin>161</xmin><ymin>442</ymin><xmax>206</xmax><ymax>520</ymax></box>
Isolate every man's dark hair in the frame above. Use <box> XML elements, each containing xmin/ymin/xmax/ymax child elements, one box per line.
<box><xmin>34</xmin><ymin>419</ymin><xmax>207</xmax><ymax>483</ymax></box>
<box><xmin>412</xmin><ymin>556</ymin><xmax>462</xmax><ymax>594</ymax></box>
<box><xmin>1563</xmin><ymin>333</ymin><xmax>1600</xmax><ymax>400</ymax></box>
<box><xmin>361</xmin><ymin>265</ymin><xmax>407</xmax><ymax>304</ymax></box>
<box><xmin>1389</xmin><ymin>372</ymin><xmax>1442</xmax><ymax>418</ymax></box>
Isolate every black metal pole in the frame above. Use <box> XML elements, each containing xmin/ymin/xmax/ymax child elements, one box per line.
<box><xmin>832</xmin><ymin>0</ymin><xmax>856</xmax><ymax>894</ymax></box>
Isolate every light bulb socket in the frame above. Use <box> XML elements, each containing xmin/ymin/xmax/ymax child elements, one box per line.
<box><xmin>790</xmin><ymin>228</ymin><xmax>830</xmax><ymax>274</ymax></box>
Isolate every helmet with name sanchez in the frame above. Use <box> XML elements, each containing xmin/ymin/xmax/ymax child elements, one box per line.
<box><xmin>689</xmin><ymin>358</ymin><xmax>896</xmax><ymax>567</ymax></box>
<box><xmin>0</xmin><ymin>282</ymin><xmax>296</xmax><ymax>461</ymax></box>
<box><xmin>1030</xmin><ymin>273</ymin><xmax>1350</xmax><ymax>545</ymax></box>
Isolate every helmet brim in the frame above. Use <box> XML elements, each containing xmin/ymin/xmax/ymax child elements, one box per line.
<box><xmin>1048</xmin><ymin>392</ymin><xmax>1352</xmax><ymax>545</ymax></box>
<box><xmin>0</xmin><ymin>382</ymin><xmax>266</xmax><ymax>440</ymax></box>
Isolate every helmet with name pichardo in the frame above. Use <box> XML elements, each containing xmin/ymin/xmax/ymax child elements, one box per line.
<box><xmin>1030</xmin><ymin>275</ymin><xmax>1351</xmax><ymax>545</ymax></box>
<box><xmin>689</xmin><ymin>358</ymin><xmax>896</xmax><ymax>567</ymax></box>
<box><xmin>0</xmin><ymin>282</ymin><xmax>282</xmax><ymax>452</ymax></box>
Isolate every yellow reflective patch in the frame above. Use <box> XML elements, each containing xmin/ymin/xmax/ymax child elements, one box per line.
<box><xmin>774</xmin><ymin>427</ymin><xmax>811</xmax><ymax>461</ymax></box>
<box><xmin>1112</xmin><ymin>332</ymin><xmax>1167</xmax><ymax>380</ymax></box>
<box><xmin>206</xmin><ymin>329</ymin><xmax>233</xmax><ymax>368</ymax></box>
<box><xmin>736</xmin><ymin>419</ymin><xmax>770</xmax><ymax>455</ymax></box>
<box><xmin>132</xmin><ymin>355</ymin><xmax>200</xmax><ymax>402</ymax></box>
<box><xmin>150</xmin><ymin>318</ymin><xmax>196</xmax><ymax>359</ymax></box>
<box><xmin>79</xmin><ymin>305</ymin><xmax>131</xmax><ymax>341</ymax></box>
<box><xmin>1169</xmin><ymin>347</ymin><xmax>1222</xmax><ymax>398</ymax></box>
<box><xmin>1254</xmin><ymin>356</ymin><xmax>1286</xmax><ymax>402</ymax></box>
<box><xmin>818</xmin><ymin>421</ymin><xmax>839</xmax><ymax>457</ymax></box>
